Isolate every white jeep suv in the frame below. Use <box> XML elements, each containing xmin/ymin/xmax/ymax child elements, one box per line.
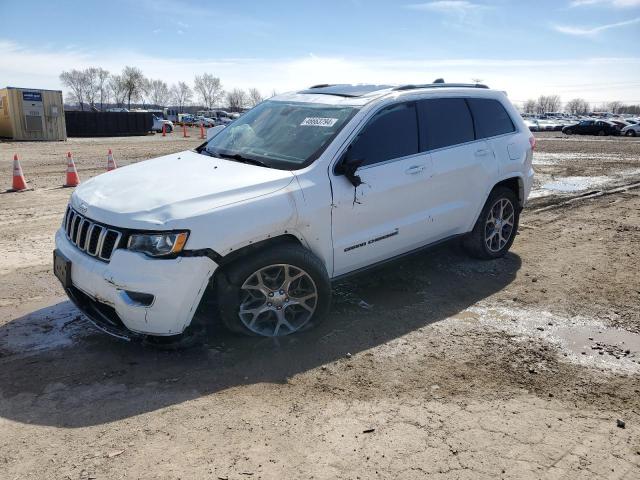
<box><xmin>54</xmin><ymin>82</ymin><xmax>535</xmax><ymax>340</ymax></box>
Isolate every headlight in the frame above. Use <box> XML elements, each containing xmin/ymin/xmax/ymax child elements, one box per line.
<box><xmin>127</xmin><ymin>232</ymin><xmax>189</xmax><ymax>257</ymax></box>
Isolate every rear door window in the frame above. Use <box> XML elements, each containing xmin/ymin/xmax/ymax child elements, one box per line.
<box><xmin>467</xmin><ymin>98</ymin><xmax>515</xmax><ymax>139</ymax></box>
<box><xmin>347</xmin><ymin>102</ymin><xmax>419</xmax><ymax>167</ymax></box>
<box><xmin>417</xmin><ymin>98</ymin><xmax>475</xmax><ymax>151</ymax></box>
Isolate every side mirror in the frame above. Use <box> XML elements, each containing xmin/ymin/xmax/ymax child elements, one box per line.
<box><xmin>336</xmin><ymin>156</ymin><xmax>364</xmax><ymax>187</ymax></box>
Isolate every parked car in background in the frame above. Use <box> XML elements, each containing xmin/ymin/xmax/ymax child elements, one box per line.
<box><xmin>562</xmin><ymin>119</ymin><xmax>620</xmax><ymax>136</ymax></box>
<box><xmin>523</xmin><ymin>118</ymin><xmax>539</xmax><ymax>132</ymax></box>
<box><xmin>152</xmin><ymin>115</ymin><xmax>174</xmax><ymax>133</ymax></box>
<box><xmin>193</xmin><ymin>116</ymin><xmax>217</xmax><ymax>127</ymax></box>
<box><xmin>609</xmin><ymin>120</ymin><xmax>630</xmax><ymax>129</ymax></box>
<box><xmin>537</xmin><ymin>119</ymin><xmax>563</xmax><ymax>131</ymax></box>
<box><xmin>54</xmin><ymin>82</ymin><xmax>534</xmax><ymax>341</ymax></box>
<box><xmin>621</xmin><ymin>123</ymin><xmax>640</xmax><ymax>136</ymax></box>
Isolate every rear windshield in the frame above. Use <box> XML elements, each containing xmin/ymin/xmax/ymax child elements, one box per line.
<box><xmin>203</xmin><ymin>100</ymin><xmax>358</xmax><ymax>169</ymax></box>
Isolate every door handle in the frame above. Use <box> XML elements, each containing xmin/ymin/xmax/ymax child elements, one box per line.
<box><xmin>405</xmin><ymin>165</ymin><xmax>425</xmax><ymax>175</ymax></box>
<box><xmin>475</xmin><ymin>149</ymin><xmax>490</xmax><ymax>157</ymax></box>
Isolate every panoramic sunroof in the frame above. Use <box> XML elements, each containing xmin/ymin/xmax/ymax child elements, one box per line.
<box><xmin>298</xmin><ymin>84</ymin><xmax>394</xmax><ymax>97</ymax></box>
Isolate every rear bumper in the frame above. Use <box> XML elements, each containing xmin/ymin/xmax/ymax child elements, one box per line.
<box><xmin>55</xmin><ymin>228</ymin><xmax>217</xmax><ymax>336</ymax></box>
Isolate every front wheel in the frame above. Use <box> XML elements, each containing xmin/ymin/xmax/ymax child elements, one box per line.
<box><xmin>216</xmin><ymin>244</ymin><xmax>331</xmax><ymax>336</ymax></box>
<box><xmin>463</xmin><ymin>187</ymin><xmax>520</xmax><ymax>259</ymax></box>
<box><xmin>627</xmin><ymin>130</ymin><xmax>636</xmax><ymax>137</ymax></box>
<box><xmin>564</xmin><ymin>129</ymin><xmax>573</xmax><ymax>135</ymax></box>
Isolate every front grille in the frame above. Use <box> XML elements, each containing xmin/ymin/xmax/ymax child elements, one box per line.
<box><xmin>63</xmin><ymin>206</ymin><xmax>123</xmax><ymax>261</ymax></box>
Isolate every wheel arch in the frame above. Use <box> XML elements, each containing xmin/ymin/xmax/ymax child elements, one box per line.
<box><xmin>191</xmin><ymin>233</ymin><xmax>308</xmax><ymax>327</ymax></box>
<box><xmin>492</xmin><ymin>176</ymin><xmax>524</xmax><ymax>208</ymax></box>
<box><xmin>216</xmin><ymin>233</ymin><xmax>305</xmax><ymax>268</ymax></box>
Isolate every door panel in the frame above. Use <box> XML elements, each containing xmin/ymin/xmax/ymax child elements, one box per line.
<box><xmin>428</xmin><ymin>140</ymin><xmax>494</xmax><ymax>237</ymax></box>
<box><xmin>331</xmin><ymin>153</ymin><xmax>433</xmax><ymax>276</ymax></box>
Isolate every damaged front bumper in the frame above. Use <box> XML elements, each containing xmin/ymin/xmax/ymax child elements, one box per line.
<box><xmin>54</xmin><ymin>228</ymin><xmax>217</xmax><ymax>339</ymax></box>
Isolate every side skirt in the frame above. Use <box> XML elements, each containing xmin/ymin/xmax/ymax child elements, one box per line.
<box><xmin>331</xmin><ymin>233</ymin><xmax>465</xmax><ymax>283</ymax></box>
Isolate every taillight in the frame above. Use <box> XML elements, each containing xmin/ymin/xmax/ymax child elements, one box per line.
<box><xmin>529</xmin><ymin>135</ymin><xmax>536</xmax><ymax>151</ymax></box>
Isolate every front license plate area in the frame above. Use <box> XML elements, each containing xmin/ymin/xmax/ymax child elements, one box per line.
<box><xmin>53</xmin><ymin>249</ymin><xmax>72</xmax><ymax>288</ymax></box>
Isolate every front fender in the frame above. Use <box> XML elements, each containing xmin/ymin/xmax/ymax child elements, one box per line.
<box><xmin>184</xmin><ymin>179</ymin><xmax>303</xmax><ymax>256</ymax></box>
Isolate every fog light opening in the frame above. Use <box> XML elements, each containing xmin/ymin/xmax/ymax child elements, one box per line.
<box><xmin>123</xmin><ymin>290</ymin><xmax>155</xmax><ymax>307</ymax></box>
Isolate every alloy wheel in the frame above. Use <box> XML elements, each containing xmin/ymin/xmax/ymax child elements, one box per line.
<box><xmin>484</xmin><ymin>198</ymin><xmax>515</xmax><ymax>253</ymax></box>
<box><xmin>238</xmin><ymin>264</ymin><xmax>318</xmax><ymax>336</ymax></box>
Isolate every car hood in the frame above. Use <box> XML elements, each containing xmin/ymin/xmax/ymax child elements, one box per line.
<box><xmin>72</xmin><ymin>150</ymin><xmax>296</xmax><ymax>228</ymax></box>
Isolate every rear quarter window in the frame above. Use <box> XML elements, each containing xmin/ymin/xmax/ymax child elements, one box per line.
<box><xmin>467</xmin><ymin>98</ymin><xmax>516</xmax><ymax>139</ymax></box>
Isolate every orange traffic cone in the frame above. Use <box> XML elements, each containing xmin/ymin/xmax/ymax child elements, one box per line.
<box><xmin>162</xmin><ymin>123</ymin><xmax>166</xmax><ymax>137</ymax></box>
<box><xmin>10</xmin><ymin>154</ymin><xmax>29</xmax><ymax>191</ymax></box>
<box><xmin>107</xmin><ymin>149</ymin><xmax>117</xmax><ymax>171</ymax></box>
<box><xmin>183</xmin><ymin>124</ymin><xmax>190</xmax><ymax>138</ymax></box>
<box><xmin>64</xmin><ymin>152</ymin><xmax>80</xmax><ymax>187</ymax></box>
<box><xmin>199</xmin><ymin>123</ymin><xmax>205</xmax><ymax>139</ymax></box>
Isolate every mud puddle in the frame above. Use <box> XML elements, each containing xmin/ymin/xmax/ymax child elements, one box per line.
<box><xmin>0</xmin><ymin>300</ymin><xmax>91</xmax><ymax>356</ymax></box>
<box><xmin>530</xmin><ymin>170</ymin><xmax>640</xmax><ymax>199</ymax></box>
<box><xmin>463</xmin><ymin>304</ymin><xmax>640</xmax><ymax>374</ymax></box>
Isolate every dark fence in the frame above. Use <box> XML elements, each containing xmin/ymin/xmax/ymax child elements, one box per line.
<box><xmin>64</xmin><ymin>111</ymin><xmax>153</xmax><ymax>137</ymax></box>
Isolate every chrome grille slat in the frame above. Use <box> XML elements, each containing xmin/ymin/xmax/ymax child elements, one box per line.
<box><xmin>63</xmin><ymin>207</ymin><xmax>123</xmax><ymax>262</ymax></box>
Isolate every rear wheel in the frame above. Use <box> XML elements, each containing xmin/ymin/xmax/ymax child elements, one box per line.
<box><xmin>216</xmin><ymin>244</ymin><xmax>331</xmax><ymax>336</ymax></box>
<box><xmin>463</xmin><ymin>187</ymin><xmax>520</xmax><ymax>259</ymax></box>
<box><xmin>627</xmin><ymin>130</ymin><xmax>636</xmax><ymax>137</ymax></box>
<box><xmin>597</xmin><ymin>130</ymin><xmax>606</xmax><ymax>136</ymax></box>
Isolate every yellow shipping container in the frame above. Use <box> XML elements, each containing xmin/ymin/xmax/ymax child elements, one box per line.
<box><xmin>0</xmin><ymin>87</ymin><xmax>67</xmax><ymax>141</ymax></box>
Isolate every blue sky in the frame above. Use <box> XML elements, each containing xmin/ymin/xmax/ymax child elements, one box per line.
<box><xmin>2</xmin><ymin>0</ymin><xmax>639</xmax><ymax>106</ymax></box>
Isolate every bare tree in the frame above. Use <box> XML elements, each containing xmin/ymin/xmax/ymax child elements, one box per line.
<box><xmin>170</xmin><ymin>82</ymin><xmax>193</xmax><ymax>112</ymax></box>
<box><xmin>226</xmin><ymin>88</ymin><xmax>248</xmax><ymax>112</ymax></box>
<box><xmin>96</xmin><ymin>68</ymin><xmax>110</xmax><ymax>110</ymax></box>
<box><xmin>109</xmin><ymin>74</ymin><xmax>128</xmax><ymax>108</ymax></box>
<box><xmin>60</xmin><ymin>69</ymin><xmax>89</xmax><ymax>110</ymax></box>
<box><xmin>139</xmin><ymin>77</ymin><xmax>152</xmax><ymax>109</ymax></box>
<box><xmin>607</xmin><ymin>101</ymin><xmax>623</xmax><ymax>114</ymax></box>
<box><xmin>523</xmin><ymin>99</ymin><xmax>537</xmax><ymax>114</ymax></box>
<box><xmin>121</xmin><ymin>66</ymin><xmax>146</xmax><ymax>109</ymax></box>
<box><xmin>536</xmin><ymin>95</ymin><xmax>562</xmax><ymax>115</ymax></box>
<box><xmin>193</xmin><ymin>73</ymin><xmax>224</xmax><ymax>109</ymax></box>
<box><xmin>84</xmin><ymin>68</ymin><xmax>100</xmax><ymax>109</ymax></box>
<box><xmin>565</xmin><ymin>98</ymin><xmax>590</xmax><ymax>116</ymax></box>
<box><xmin>147</xmin><ymin>79</ymin><xmax>171</xmax><ymax>107</ymax></box>
<box><xmin>247</xmin><ymin>88</ymin><xmax>263</xmax><ymax>107</ymax></box>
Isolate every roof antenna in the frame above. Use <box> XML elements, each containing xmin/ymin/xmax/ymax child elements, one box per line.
<box><xmin>433</xmin><ymin>78</ymin><xmax>445</xmax><ymax>84</ymax></box>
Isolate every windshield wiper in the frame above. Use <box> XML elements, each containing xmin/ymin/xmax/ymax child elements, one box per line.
<box><xmin>213</xmin><ymin>151</ymin><xmax>271</xmax><ymax>168</ymax></box>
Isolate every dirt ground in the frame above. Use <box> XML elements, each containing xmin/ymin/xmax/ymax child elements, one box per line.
<box><xmin>1</xmin><ymin>130</ymin><xmax>639</xmax><ymax>479</ymax></box>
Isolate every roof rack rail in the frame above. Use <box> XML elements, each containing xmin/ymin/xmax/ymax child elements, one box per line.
<box><xmin>308</xmin><ymin>83</ymin><xmax>333</xmax><ymax>89</ymax></box>
<box><xmin>393</xmin><ymin>82</ymin><xmax>489</xmax><ymax>91</ymax></box>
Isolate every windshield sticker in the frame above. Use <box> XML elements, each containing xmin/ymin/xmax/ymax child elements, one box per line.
<box><xmin>300</xmin><ymin>117</ymin><xmax>339</xmax><ymax>127</ymax></box>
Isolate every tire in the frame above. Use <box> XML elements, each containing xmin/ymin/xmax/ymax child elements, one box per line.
<box><xmin>597</xmin><ymin>130</ymin><xmax>606</xmax><ymax>136</ymax></box>
<box><xmin>165</xmin><ymin>125</ymin><xmax>173</xmax><ymax>133</ymax></box>
<box><xmin>627</xmin><ymin>130</ymin><xmax>636</xmax><ymax>137</ymax></box>
<box><xmin>564</xmin><ymin>129</ymin><xmax>573</xmax><ymax>135</ymax></box>
<box><xmin>215</xmin><ymin>244</ymin><xmax>331</xmax><ymax>336</ymax></box>
<box><xmin>463</xmin><ymin>186</ymin><xmax>520</xmax><ymax>260</ymax></box>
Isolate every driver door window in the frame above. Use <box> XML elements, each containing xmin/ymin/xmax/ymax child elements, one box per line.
<box><xmin>346</xmin><ymin>102</ymin><xmax>419</xmax><ymax>167</ymax></box>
